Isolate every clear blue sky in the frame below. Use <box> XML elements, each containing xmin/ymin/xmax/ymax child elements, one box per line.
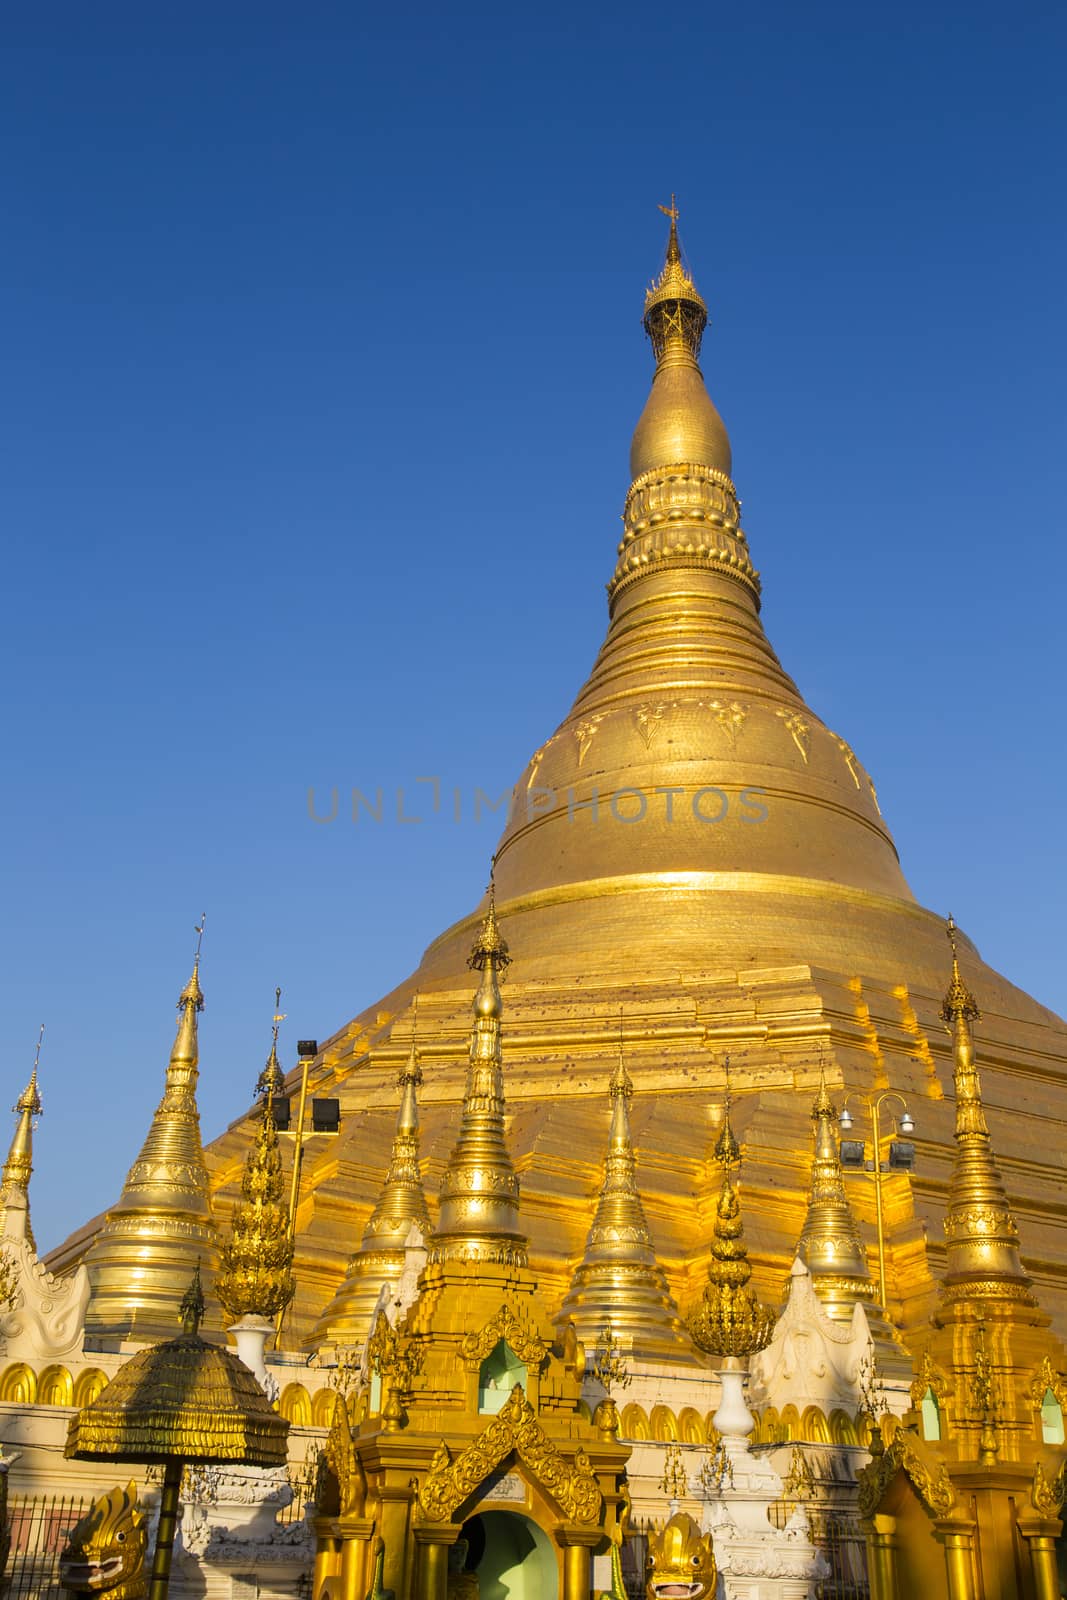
<box><xmin>3</xmin><ymin>3</ymin><xmax>1065</xmax><ymax>1253</ymax></box>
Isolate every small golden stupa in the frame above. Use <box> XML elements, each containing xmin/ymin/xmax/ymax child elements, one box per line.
<box><xmin>556</xmin><ymin>1028</ymin><xmax>691</xmax><ymax>1361</ymax></box>
<box><xmin>857</xmin><ymin>925</ymin><xmax>1067</xmax><ymax>1600</ymax></box>
<box><xmin>79</xmin><ymin>926</ymin><xmax>218</xmax><ymax>1341</ymax></box>
<box><xmin>0</xmin><ymin>1026</ymin><xmax>44</xmax><ymax>1251</ymax></box>
<box><xmin>313</xmin><ymin>896</ymin><xmax>630</xmax><ymax>1600</ymax></box>
<box><xmin>313</xmin><ymin>1000</ymin><xmax>432</xmax><ymax>1348</ymax></box>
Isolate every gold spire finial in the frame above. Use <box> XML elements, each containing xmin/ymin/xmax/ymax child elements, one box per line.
<box><xmin>713</xmin><ymin>1058</ymin><xmax>741</xmax><ymax>1168</ymax></box>
<box><xmin>180</xmin><ymin>916</ymin><xmax>207</xmax><ymax>1013</ymax></box>
<box><xmin>689</xmin><ymin>1077</ymin><xmax>776</xmax><ymax>1359</ymax></box>
<box><xmin>657</xmin><ymin>194</ymin><xmax>681</xmax><ymax>263</ymax></box>
<box><xmin>938</xmin><ymin>918</ymin><xmax>1033</xmax><ymax>1306</ymax></box>
<box><xmin>83</xmin><ymin>932</ymin><xmax>218</xmax><ymax>1339</ymax></box>
<box><xmin>643</xmin><ymin>196</ymin><xmax>708</xmax><ymax>366</ymax></box>
<box><xmin>468</xmin><ymin>861</ymin><xmax>511</xmax><ymax>973</ymax></box>
<box><xmin>1</xmin><ymin>1025</ymin><xmax>46</xmax><ymax>1248</ymax></box>
<box><xmin>216</xmin><ymin>993</ymin><xmax>296</xmax><ymax>1322</ymax></box>
<box><xmin>609</xmin><ymin>1007</ymin><xmax>631</xmax><ymax>1101</ymax></box>
<box><xmin>795</xmin><ymin>1061</ymin><xmax>880</xmax><ymax>1322</ymax></box>
<box><xmin>557</xmin><ymin>1016</ymin><xmax>689</xmax><ymax>1358</ymax></box>
<box><xmin>431</xmin><ymin>886</ymin><xmax>526</xmax><ymax>1266</ymax></box>
<box><xmin>255</xmin><ymin>986</ymin><xmax>287</xmax><ymax>1102</ymax></box>
<box><xmin>13</xmin><ymin>1025</ymin><xmax>44</xmax><ymax>1121</ymax></box>
<box><xmin>941</xmin><ymin>915</ymin><xmax>980</xmax><ymax>1025</ymax></box>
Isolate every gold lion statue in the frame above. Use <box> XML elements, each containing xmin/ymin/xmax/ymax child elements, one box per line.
<box><xmin>645</xmin><ymin>1511</ymin><xmax>717</xmax><ymax>1600</ymax></box>
<box><xmin>59</xmin><ymin>1483</ymin><xmax>147</xmax><ymax>1600</ymax></box>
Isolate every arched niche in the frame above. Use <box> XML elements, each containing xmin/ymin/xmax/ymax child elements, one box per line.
<box><xmin>279</xmin><ymin>1382</ymin><xmax>312</xmax><ymax>1427</ymax></box>
<box><xmin>779</xmin><ymin>1405</ymin><xmax>800</xmax><ymax>1443</ymax></box>
<box><xmin>920</xmin><ymin>1386</ymin><xmax>942</xmax><ymax>1442</ymax></box>
<box><xmin>37</xmin><ymin>1365</ymin><xmax>73</xmax><ymax>1407</ymax></box>
<box><xmin>801</xmin><ymin>1405</ymin><xmax>831</xmax><ymax>1444</ymax></box>
<box><xmin>753</xmin><ymin>1405</ymin><xmax>781</xmax><ymax>1445</ymax></box>
<box><xmin>456</xmin><ymin>1509</ymin><xmax>558</xmax><ymax>1600</ymax></box>
<box><xmin>478</xmin><ymin>1342</ymin><xmax>527</xmax><ymax>1416</ymax></box>
<box><xmin>1040</xmin><ymin>1386</ymin><xmax>1065</xmax><ymax>1446</ymax></box>
<box><xmin>0</xmin><ymin>1363</ymin><xmax>37</xmax><ymax>1404</ymax></box>
<box><xmin>678</xmin><ymin>1407</ymin><xmax>704</xmax><ymax>1444</ymax></box>
<box><xmin>73</xmin><ymin>1369</ymin><xmax>108</xmax><ymax>1408</ymax></box>
<box><xmin>620</xmin><ymin>1402</ymin><xmax>650</xmax><ymax>1441</ymax></box>
<box><xmin>828</xmin><ymin>1408</ymin><xmax>858</xmax><ymax>1446</ymax></box>
<box><xmin>313</xmin><ymin>1388</ymin><xmax>338</xmax><ymax>1428</ymax></box>
<box><xmin>650</xmin><ymin>1404</ymin><xmax>677</xmax><ymax>1442</ymax></box>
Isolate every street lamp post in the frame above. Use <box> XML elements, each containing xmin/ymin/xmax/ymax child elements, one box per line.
<box><xmin>274</xmin><ymin>1038</ymin><xmax>341</xmax><ymax>1340</ymax></box>
<box><xmin>838</xmin><ymin>1090</ymin><xmax>916</xmax><ymax>1310</ymax></box>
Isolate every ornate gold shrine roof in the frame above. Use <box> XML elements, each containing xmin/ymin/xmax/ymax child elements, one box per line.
<box><xmin>50</xmin><ymin>208</ymin><xmax>1067</xmax><ymax>1354</ymax></box>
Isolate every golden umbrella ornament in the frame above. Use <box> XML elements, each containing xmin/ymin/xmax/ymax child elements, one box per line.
<box><xmin>65</xmin><ymin>1270</ymin><xmax>289</xmax><ymax>1600</ymax></box>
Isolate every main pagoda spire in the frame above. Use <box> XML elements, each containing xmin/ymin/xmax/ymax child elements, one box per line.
<box><xmin>468</xmin><ymin>201</ymin><xmax>908</xmax><ymax>965</ymax></box>
<box><xmin>83</xmin><ymin>923</ymin><xmax>218</xmax><ymax>1340</ymax></box>
<box><xmin>429</xmin><ymin>881</ymin><xmax>526</xmax><ymax>1266</ymax></box>
<box><xmin>556</xmin><ymin>1027</ymin><xmax>691</xmax><ymax>1360</ymax></box>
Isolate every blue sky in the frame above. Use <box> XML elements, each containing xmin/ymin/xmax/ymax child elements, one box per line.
<box><xmin>3</xmin><ymin>2</ymin><xmax>1065</xmax><ymax>1252</ymax></box>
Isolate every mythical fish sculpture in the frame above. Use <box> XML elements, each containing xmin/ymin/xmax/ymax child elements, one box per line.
<box><xmin>59</xmin><ymin>1483</ymin><xmax>147</xmax><ymax>1600</ymax></box>
<box><xmin>645</xmin><ymin>1512</ymin><xmax>717</xmax><ymax>1600</ymax></box>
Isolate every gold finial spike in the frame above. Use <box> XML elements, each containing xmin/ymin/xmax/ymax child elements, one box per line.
<box><xmin>713</xmin><ymin>1059</ymin><xmax>741</xmax><ymax>1169</ymax></box>
<box><xmin>1</xmin><ymin>1024</ymin><xmax>46</xmax><ymax>1249</ymax></box>
<box><xmin>557</xmin><ymin>1014</ymin><xmax>689</xmax><ymax>1359</ymax></box>
<box><xmin>180</xmin><ymin>1264</ymin><xmax>206</xmax><ymax>1335</ymax></box>
<box><xmin>468</xmin><ymin>861</ymin><xmax>511</xmax><ymax>973</ymax></box>
<box><xmin>938</xmin><ymin>918</ymin><xmax>1033</xmax><ymax>1306</ymax></box>
<box><xmin>658</xmin><ymin>194</ymin><xmax>681</xmax><ymax>264</ymax></box>
<box><xmin>180</xmin><ymin>915</ymin><xmax>207</xmax><ymax>1012</ymax></box>
<box><xmin>311</xmin><ymin>992</ymin><xmax>431</xmax><ymax>1345</ymax></box>
<box><xmin>255</xmin><ymin>987</ymin><xmax>288</xmax><ymax>1102</ymax></box>
<box><xmin>397</xmin><ymin>993</ymin><xmax>424</xmax><ymax>1129</ymax></box>
<box><xmin>431</xmin><ymin>886</ymin><xmax>527</xmax><ymax>1266</ymax></box>
<box><xmin>217</xmin><ymin>1009</ymin><xmax>296</xmax><ymax>1322</ymax></box>
<box><xmin>643</xmin><ymin>194</ymin><xmax>708</xmax><ymax>367</ymax></box>
<box><xmin>82</xmin><ymin>934</ymin><xmax>218</xmax><ymax>1340</ymax></box>
<box><xmin>941</xmin><ymin>915</ymin><xmax>980</xmax><ymax>1025</ymax></box>
<box><xmin>796</xmin><ymin>1060</ymin><xmax>880</xmax><ymax>1323</ymax></box>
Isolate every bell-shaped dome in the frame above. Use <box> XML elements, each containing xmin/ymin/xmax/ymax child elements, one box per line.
<box><xmin>630</xmin><ymin>359</ymin><xmax>732</xmax><ymax>479</ymax></box>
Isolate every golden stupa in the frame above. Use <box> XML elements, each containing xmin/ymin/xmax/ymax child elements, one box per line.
<box><xmin>51</xmin><ymin>206</ymin><xmax>1067</xmax><ymax>1355</ymax></box>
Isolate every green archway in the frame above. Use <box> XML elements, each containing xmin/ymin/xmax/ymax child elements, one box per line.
<box><xmin>456</xmin><ymin>1510</ymin><xmax>558</xmax><ymax>1600</ymax></box>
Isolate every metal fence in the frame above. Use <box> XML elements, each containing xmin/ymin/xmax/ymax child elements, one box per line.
<box><xmin>3</xmin><ymin>1493</ymin><xmax>90</xmax><ymax>1600</ymax></box>
<box><xmin>768</xmin><ymin>1497</ymin><xmax>870</xmax><ymax>1599</ymax></box>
